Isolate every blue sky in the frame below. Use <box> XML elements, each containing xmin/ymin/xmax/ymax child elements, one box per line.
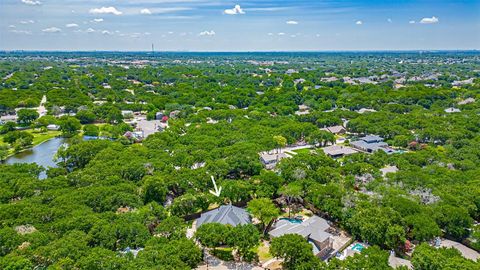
<box><xmin>1</xmin><ymin>0</ymin><xmax>479</xmax><ymax>51</ymax></box>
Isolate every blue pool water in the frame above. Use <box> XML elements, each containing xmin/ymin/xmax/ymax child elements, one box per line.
<box><xmin>279</xmin><ymin>217</ymin><xmax>303</xmax><ymax>224</ymax></box>
<box><xmin>351</xmin><ymin>243</ymin><xmax>365</xmax><ymax>252</ymax></box>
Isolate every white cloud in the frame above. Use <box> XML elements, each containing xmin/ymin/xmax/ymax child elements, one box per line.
<box><xmin>356</xmin><ymin>20</ymin><xmax>363</xmax><ymax>25</ymax></box>
<box><xmin>9</xmin><ymin>29</ymin><xmax>32</xmax><ymax>34</ymax></box>
<box><xmin>278</xmin><ymin>32</ymin><xmax>285</xmax><ymax>36</ymax></box>
<box><xmin>21</xmin><ymin>0</ymin><xmax>41</xmax><ymax>6</ymax></box>
<box><xmin>387</xmin><ymin>18</ymin><xmax>392</xmax><ymax>23</ymax></box>
<box><xmin>89</xmin><ymin>7</ymin><xmax>122</xmax><ymax>16</ymax></box>
<box><xmin>267</xmin><ymin>32</ymin><xmax>273</xmax><ymax>36</ymax></box>
<box><xmin>224</xmin><ymin>5</ymin><xmax>245</xmax><ymax>15</ymax></box>
<box><xmin>102</xmin><ymin>30</ymin><xmax>113</xmax><ymax>35</ymax></box>
<box><xmin>8</xmin><ymin>25</ymin><xmax>16</xmax><ymax>28</ymax></box>
<box><xmin>66</xmin><ymin>23</ymin><xmax>79</xmax><ymax>28</ymax></box>
<box><xmin>199</xmin><ymin>30</ymin><xmax>215</xmax><ymax>36</ymax></box>
<box><xmin>409</xmin><ymin>20</ymin><xmax>416</xmax><ymax>24</ymax></box>
<box><xmin>420</xmin><ymin>16</ymin><xmax>439</xmax><ymax>24</ymax></box>
<box><xmin>286</xmin><ymin>20</ymin><xmax>298</xmax><ymax>25</ymax></box>
<box><xmin>140</xmin><ymin>8</ymin><xmax>152</xmax><ymax>15</ymax></box>
<box><xmin>86</xmin><ymin>28</ymin><xmax>96</xmax><ymax>33</ymax></box>
<box><xmin>20</xmin><ymin>20</ymin><xmax>35</xmax><ymax>24</ymax></box>
<box><xmin>42</xmin><ymin>27</ymin><xmax>61</xmax><ymax>33</ymax></box>
<box><xmin>92</xmin><ymin>18</ymin><xmax>104</xmax><ymax>23</ymax></box>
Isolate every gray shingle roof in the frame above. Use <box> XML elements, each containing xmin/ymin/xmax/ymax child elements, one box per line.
<box><xmin>196</xmin><ymin>205</ymin><xmax>251</xmax><ymax>227</ymax></box>
<box><xmin>359</xmin><ymin>135</ymin><xmax>384</xmax><ymax>143</ymax></box>
<box><xmin>269</xmin><ymin>216</ymin><xmax>332</xmax><ymax>243</ymax></box>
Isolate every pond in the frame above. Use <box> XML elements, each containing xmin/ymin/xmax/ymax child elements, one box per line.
<box><xmin>5</xmin><ymin>137</ymin><xmax>66</xmax><ymax>179</ymax></box>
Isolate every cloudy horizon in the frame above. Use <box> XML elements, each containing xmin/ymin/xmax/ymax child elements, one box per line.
<box><xmin>1</xmin><ymin>0</ymin><xmax>479</xmax><ymax>51</ymax></box>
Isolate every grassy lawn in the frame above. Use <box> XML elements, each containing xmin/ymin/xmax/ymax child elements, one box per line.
<box><xmin>29</xmin><ymin>130</ymin><xmax>61</xmax><ymax>146</ymax></box>
<box><xmin>292</xmin><ymin>148</ymin><xmax>312</xmax><ymax>155</ymax></box>
<box><xmin>256</xmin><ymin>242</ymin><xmax>273</xmax><ymax>262</ymax></box>
<box><xmin>0</xmin><ymin>129</ymin><xmax>61</xmax><ymax>157</ymax></box>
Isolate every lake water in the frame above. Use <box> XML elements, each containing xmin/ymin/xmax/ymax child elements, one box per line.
<box><xmin>5</xmin><ymin>137</ymin><xmax>66</xmax><ymax>179</ymax></box>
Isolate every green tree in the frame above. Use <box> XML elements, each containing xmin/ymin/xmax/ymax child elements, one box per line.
<box><xmin>347</xmin><ymin>206</ymin><xmax>403</xmax><ymax>247</ymax></box>
<box><xmin>0</xmin><ymin>144</ymin><xmax>9</xmax><ymax>161</ymax></box>
<box><xmin>339</xmin><ymin>246</ymin><xmax>392</xmax><ymax>270</ymax></box>
<box><xmin>83</xmin><ymin>124</ymin><xmax>99</xmax><ymax>137</ymax></box>
<box><xmin>273</xmin><ymin>135</ymin><xmax>287</xmax><ymax>152</ymax></box>
<box><xmin>3</xmin><ymin>131</ymin><xmax>33</xmax><ymax>151</ymax></box>
<box><xmin>0</xmin><ymin>122</ymin><xmax>16</xmax><ymax>134</ymax></box>
<box><xmin>279</xmin><ymin>182</ymin><xmax>303</xmax><ymax>218</ymax></box>
<box><xmin>142</xmin><ymin>176</ymin><xmax>168</xmax><ymax>204</ymax></box>
<box><xmin>247</xmin><ymin>198</ymin><xmax>280</xmax><ymax>234</ymax></box>
<box><xmin>17</xmin><ymin>109</ymin><xmax>39</xmax><ymax>125</ymax></box>
<box><xmin>0</xmin><ymin>227</ymin><xmax>21</xmax><ymax>256</ymax></box>
<box><xmin>195</xmin><ymin>223</ymin><xmax>231</xmax><ymax>249</ymax></box>
<box><xmin>155</xmin><ymin>216</ymin><xmax>186</xmax><ymax>240</ymax></box>
<box><xmin>410</xmin><ymin>243</ymin><xmax>479</xmax><ymax>270</ymax></box>
<box><xmin>76</xmin><ymin>247</ymin><xmax>128</xmax><ymax>270</ymax></box>
<box><xmin>58</xmin><ymin>116</ymin><xmax>82</xmax><ymax>137</ymax></box>
<box><xmin>76</xmin><ymin>110</ymin><xmax>96</xmax><ymax>124</ymax></box>
<box><xmin>405</xmin><ymin>215</ymin><xmax>441</xmax><ymax>242</ymax></box>
<box><xmin>227</xmin><ymin>224</ymin><xmax>260</xmax><ymax>258</ymax></box>
<box><xmin>270</xmin><ymin>234</ymin><xmax>322</xmax><ymax>270</ymax></box>
<box><xmin>435</xmin><ymin>205</ymin><xmax>473</xmax><ymax>240</ymax></box>
<box><xmin>385</xmin><ymin>225</ymin><xmax>406</xmax><ymax>250</ymax></box>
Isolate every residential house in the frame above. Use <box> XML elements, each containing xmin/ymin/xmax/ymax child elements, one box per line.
<box><xmin>294</xmin><ymin>78</ymin><xmax>306</xmax><ymax>85</ymax></box>
<box><xmin>155</xmin><ymin>111</ymin><xmax>164</xmax><ymax>120</ymax></box>
<box><xmin>196</xmin><ymin>204</ymin><xmax>251</xmax><ymax>228</ymax></box>
<box><xmin>259</xmin><ymin>151</ymin><xmax>289</xmax><ymax>170</ymax></box>
<box><xmin>46</xmin><ymin>124</ymin><xmax>60</xmax><ymax>131</ymax></box>
<box><xmin>285</xmin><ymin>69</ymin><xmax>298</xmax><ymax>75</ymax></box>
<box><xmin>321</xmin><ymin>125</ymin><xmax>346</xmax><ymax>135</ymax></box>
<box><xmin>269</xmin><ymin>216</ymin><xmax>334</xmax><ymax>259</ymax></box>
<box><xmin>357</xmin><ymin>108</ymin><xmax>377</xmax><ymax>114</ymax></box>
<box><xmin>0</xmin><ymin>114</ymin><xmax>17</xmax><ymax>123</ymax></box>
<box><xmin>121</xmin><ymin>110</ymin><xmax>134</xmax><ymax>118</ymax></box>
<box><xmin>295</xmin><ymin>104</ymin><xmax>310</xmax><ymax>116</ymax></box>
<box><xmin>322</xmin><ymin>145</ymin><xmax>358</xmax><ymax>158</ymax></box>
<box><xmin>452</xmin><ymin>78</ymin><xmax>474</xmax><ymax>87</ymax></box>
<box><xmin>444</xmin><ymin>107</ymin><xmax>461</xmax><ymax>113</ymax></box>
<box><xmin>169</xmin><ymin>110</ymin><xmax>181</xmax><ymax>119</ymax></box>
<box><xmin>458</xmin><ymin>98</ymin><xmax>475</xmax><ymax>105</ymax></box>
<box><xmin>320</xmin><ymin>77</ymin><xmax>338</xmax><ymax>83</ymax></box>
<box><xmin>350</xmin><ymin>135</ymin><xmax>396</xmax><ymax>154</ymax></box>
<box><xmin>380</xmin><ymin>165</ymin><xmax>399</xmax><ymax>177</ymax></box>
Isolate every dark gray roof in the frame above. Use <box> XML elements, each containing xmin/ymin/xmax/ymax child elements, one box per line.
<box><xmin>359</xmin><ymin>135</ymin><xmax>384</xmax><ymax>143</ymax></box>
<box><xmin>350</xmin><ymin>140</ymin><xmax>388</xmax><ymax>151</ymax></box>
<box><xmin>196</xmin><ymin>205</ymin><xmax>251</xmax><ymax>227</ymax></box>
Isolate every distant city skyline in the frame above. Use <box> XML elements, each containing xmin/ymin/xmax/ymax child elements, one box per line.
<box><xmin>1</xmin><ymin>0</ymin><xmax>479</xmax><ymax>51</ymax></box>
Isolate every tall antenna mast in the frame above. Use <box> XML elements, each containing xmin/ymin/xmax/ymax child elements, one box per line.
<box><xmin>151</xmin><ymin>43</ymin><xmax>154</xmax><ymax>56</ymax></box>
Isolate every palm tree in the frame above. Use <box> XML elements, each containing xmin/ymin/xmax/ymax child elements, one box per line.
<box><xmin>279</xmin><ymin>183</ymin><xmax>303</xmax><ymax>218</ymax></box>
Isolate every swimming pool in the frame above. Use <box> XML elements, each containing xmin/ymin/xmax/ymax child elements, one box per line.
<box><xmin>279</xmin><ymin>217</ymin><xmax>303</xmax><ymax>224</ymax></box>
<box><xmin>351</xmin><ymin>243</ymin><xmax>365</xmax><ymax>252</ymax></box>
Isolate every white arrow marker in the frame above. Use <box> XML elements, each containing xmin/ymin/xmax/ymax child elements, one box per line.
<box><xmin>209</xmin><ymin>175</ymin><xmax>222</xmax><ymax>197</ymax></box>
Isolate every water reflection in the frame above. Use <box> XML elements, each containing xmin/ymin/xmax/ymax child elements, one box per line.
<box><xmin>5</xmin><ymin>137</ymin><xmax>66</xmax><ymax>179</ymax></box>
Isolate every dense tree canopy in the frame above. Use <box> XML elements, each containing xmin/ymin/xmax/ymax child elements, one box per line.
<box><xmin>0</xmin><ymin>52</ymin><xmax>479</xmax><ymax>269</ymax></box>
